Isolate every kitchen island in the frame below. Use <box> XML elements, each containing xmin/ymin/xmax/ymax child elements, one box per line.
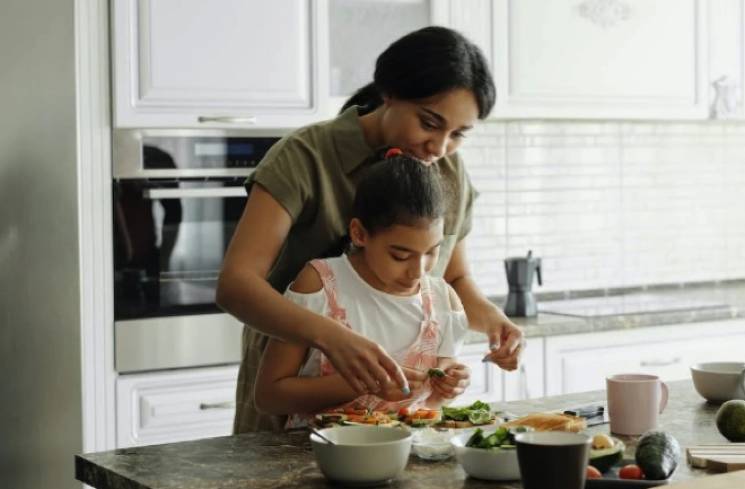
<box><xmin>76</xmin><ymin>380</ymin><xmax>730</xmax><ymax>489</ymax></box>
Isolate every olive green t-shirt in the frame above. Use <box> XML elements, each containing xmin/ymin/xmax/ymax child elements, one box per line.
<box><xmin>234</xmin><ymin>106</ymin><xmax>478</xmax><ymax>433</ymax></box>
<box><xmin>245</xmin><ymin>105</ymin><xmax>478</xmax><ymax>293</ymax></box>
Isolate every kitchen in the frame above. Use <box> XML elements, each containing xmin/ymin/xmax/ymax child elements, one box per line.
<box><xmin>2</xmin><ymin>1</ymin><xmax>745</xmax><ymax>488</ymax></box>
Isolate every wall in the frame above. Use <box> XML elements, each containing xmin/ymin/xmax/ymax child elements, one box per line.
<box><xmin>461</xmin><ymin>121</ymin><xmax>745</xmax><ymax>296</ymax></box>
<box><xmin>0</xmin><ymin>1</ymin><xmax>83</xmax><ymax>488</ymax></box>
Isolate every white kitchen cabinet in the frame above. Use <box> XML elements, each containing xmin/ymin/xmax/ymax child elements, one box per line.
<box><xmin>321</xmin><ymin>0</ymin><xmax>451</xmax><ymax>118</ymax></box>
<box><xmin>488</xmin><ymin>0</ymin><xmax>709</xmax><ymax>119</ymax></box>
<box><xmin>116</xmin><ymin>366</ymin><xmax>238</xmax><ymax>448</ymax></box>
<box><xmin>503</xmin><ymin>336</ymin><xmax>545</xmax><ymax>401</ymax></box>
<box><xmin>112</xmin><ymin>0</ymin><xmax>323</xmax><ymax>128</ymax></box>
<box><xmin>458</xmin><ymin>343</ymin><xmax>503</xmax><ymax>404</ymax></box>
<box><xmin>544</xmin><ymin>319</ymin><xmax>745</xmax><ymax>396</ymax></box>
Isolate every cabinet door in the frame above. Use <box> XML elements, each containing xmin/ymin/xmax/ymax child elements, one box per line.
<box><xmin>322</xmin><ymin>0</ymin><xmax>450</xmax><ymax>118</ymax></box>
<box><xmin>491</xmin><ymin>0</ymin><xmax>708</xmax><ymax>119</ymax></box>
<box><xmin>545</xmin><ymin>320</ymin><xmax>745</xmax><ymax>396</ymax></box>
<box><xmin>503</xmin><ymin>337</ymin><xmax>545</xmax><ymax>401</ymax></box>
<box><xmin>458</xmin><ymin>343</ymin><xmax>503</xmax><ymax>404</ymax></box>
<box><xmin>113</xmin><ymin>0</ymin><xmax>319</xmax><ymax>128</ymax></box>
<box><xmin>116</xmin><ymin>366</ymin><xmax>238</xmax><ymax>448</ymax></box>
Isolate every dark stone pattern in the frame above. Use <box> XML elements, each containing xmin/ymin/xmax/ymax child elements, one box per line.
<box><xmin>76</xmin><ymin>380</ymin><xmax>727</xmax><ymax>489</ymax></box>
<box><xmin>466</xmin><ymin>280</ymin><xmax>745</xmax><ymax>341</ymax></box>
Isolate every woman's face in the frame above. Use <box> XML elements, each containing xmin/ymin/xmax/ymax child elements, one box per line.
<box><xmin>349</xmin><ymin>217</ymin><xmax>444</xmax><ymax>296</ymax></box>
<box><xmin>379</xmin><ymin>88</ymin><xmax>479</xmax><ymax>165</ymax></box>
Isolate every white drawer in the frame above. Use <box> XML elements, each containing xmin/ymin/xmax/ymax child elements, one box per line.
<box><xmin>116</xmin><ymin>366</ymin><xmax>238</xmax><ymax>448</ymax></box>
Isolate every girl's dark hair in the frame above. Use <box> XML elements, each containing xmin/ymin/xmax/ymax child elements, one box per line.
<box><xmin>341</xmin><ymin>26</ymin><xmax>495</xmax><ymax>119</ymax></box>
<box><xmin>353</xmin><ymin>154</ymin><xmax>445</xmax><ymax>235</ymax></box>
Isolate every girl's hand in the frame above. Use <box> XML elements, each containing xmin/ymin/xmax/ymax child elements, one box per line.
<box><xmin>378</xmin><ymin>367</ymin><xmax>427</xmax><ymax>402</ymax></box>
<box><xmin>317</xmin><ymin>324</ymin><xmax>410</xmax><ymax>395</ymax></box>
<box><xmin>430</xmin><ymin>363</ymin><xmax>471</xmax><ymax>399</ymax></box>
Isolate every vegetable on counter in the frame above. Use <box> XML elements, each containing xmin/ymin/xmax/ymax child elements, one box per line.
<box><xmin>634</xmin><ymin>431</ymin><xmax>680</xmax><ymax>480</ymax></box>
<box><xmin>589</xmin><ymin>433</ymin><xmax>625</xmax><ymax>473</ymax></box>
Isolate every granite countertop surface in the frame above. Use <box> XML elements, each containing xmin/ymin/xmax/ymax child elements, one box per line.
<box><xmin>76</xmin><ymin>380</ymin><xmax>729</xmax><ymax>489</ymax></box>
<box><xmin>461</xmin><ymin>279</ymin><xmax>745</xmax><ymax>343</ymax></box>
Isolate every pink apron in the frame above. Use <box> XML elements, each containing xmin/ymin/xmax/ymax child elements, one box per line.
<box><xmin>286</xmin><ymin>258</ymin><xmax>440</xmax><ymax>428</ymax></box>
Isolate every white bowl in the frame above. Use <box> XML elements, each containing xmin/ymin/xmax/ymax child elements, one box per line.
<box><xmin>691</xmin><ymin>362</ymin><xmax>745</xmax><ymax>403</ymax></box>
<box><xmin>450</xmin><ymin>431</ymin><xmax>521</xmax><ymax>481</ymax></box>
<box><xmin>411</xmin><ymin>427</ymin><xmax>455</xmax><ymax>461</ymax></box>
<box><xmin>310</xmin><ymin>426</ymin><xmax>412</xmax><ymax>485</ymax></box>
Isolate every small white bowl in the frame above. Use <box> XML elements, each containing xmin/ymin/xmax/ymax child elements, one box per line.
<box><xmin>691</xmin><ymin>362</ymin><xmax>745</xmax><ymax>403</ymax></box>
<box><xmin>310</xmin><ymin>426</ymin><xmax>412</xmax><ymax>485</ymax></box>
<box><xmin>411</xmin><ymin>428</ymin><xmax>455</xmax><ymax>461</ymax></box>
<box><xmin>450</xmin><ymin>431</ymin><xmax>521</xmax><ymax>481</ymax></box>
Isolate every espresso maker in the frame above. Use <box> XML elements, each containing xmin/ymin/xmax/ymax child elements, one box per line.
<box><xmin>503</xmin><ymin>250</ymin><xmax>543</xmax><ymax>317</ymax></box>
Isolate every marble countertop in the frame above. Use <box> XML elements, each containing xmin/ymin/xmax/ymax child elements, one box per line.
<box><xmin>76</xmin><ymin>380</ymin><xmax>729</xmax><ymax>489</ymax></box>
<box><xmin>461</xmin><ymin>280</ymin><xmax>745</xmax><ymax>343</ymax></box>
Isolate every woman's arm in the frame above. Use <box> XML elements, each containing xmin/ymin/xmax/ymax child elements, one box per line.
<box><xmin>216</xmin><ymin>185</ymin><xmax>407</xmax><ymax>394</ymax></box>
<box><xmin>443</xmin><ymin>240</ymin><xmax>523</xmax><ymax>371</ymax></box>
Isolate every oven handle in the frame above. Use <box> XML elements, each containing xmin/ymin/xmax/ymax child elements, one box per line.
<box><xmin>144</xmin><ymin>187</ymin><xmax>246</xmax><ymax>199</ymax></box>
<box><xmin>198</xmin><ymin>115</ymin><xmax>257</xmax><ymax>124</ymax></box>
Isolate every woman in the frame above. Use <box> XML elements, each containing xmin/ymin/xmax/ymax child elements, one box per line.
<box><xmin>217</xmin><ymin>26</ymin><xmax>524</xmax><ymax>433</ymax></box>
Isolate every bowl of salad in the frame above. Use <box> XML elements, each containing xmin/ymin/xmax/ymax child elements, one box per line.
<box><xmin>450</xmin><ymin>426</ymin><xmax>531</xmax><ymax>480</ymax></box>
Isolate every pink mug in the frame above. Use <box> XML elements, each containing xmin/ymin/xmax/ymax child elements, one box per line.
<box><xmin>606</xmin><ymin>374</ymin><xmax>669</xmax><ymax>435</ymax></box>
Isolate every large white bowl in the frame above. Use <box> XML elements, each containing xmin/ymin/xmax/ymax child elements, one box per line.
<box><xmin>450</xmin><ymin>431</ymin><xmax>521</xmax><ymax>481</ymax></box>
<box><xmin>691</xmin><ymin>362</ymin><xmax>745</xmax><ymax>403</ymax></box>
<box><xmin>310</xmin><ymin>426</ymin><xmax>412</xmax><ymax>485</ymax></box>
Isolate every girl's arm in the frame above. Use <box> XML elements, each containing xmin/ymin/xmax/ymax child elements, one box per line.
<box><xmin>254</xmin><ymin>337</ymin><xmax>359</xmax><ymax>415</ymax></box>
<box><xmin>444</xmin><ymin>240</ymin><xmax>523</xmax><ymax>371</ymax></box>
<box><xmin>216</xmin><ymin>184</ymin><xmax>407</xmax><ymax>394</ymax></box>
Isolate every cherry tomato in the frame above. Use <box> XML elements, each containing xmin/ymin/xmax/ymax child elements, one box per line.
<box><xmin>619</xmin><ymin>464</ymin><xmax>644</xmax><ymax>480</ymax></box>
<box><xmin>398</xmin><ymin>407</ymin><xmax>410</xmax><ymax>417</ymax></box>
<box><xmin>586</xmin><ymin>466</ymin><xmax>602</xmax><ymax>479</ymax></box>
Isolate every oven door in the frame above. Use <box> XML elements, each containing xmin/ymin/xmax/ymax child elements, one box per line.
<box><xmin>113</xmin><ymin>179</ymin><xmax>246</xmax><ymax>372</ymax></box>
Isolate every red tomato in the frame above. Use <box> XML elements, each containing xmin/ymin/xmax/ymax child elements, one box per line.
<box><xmin>398</xmin><ymin>407</ymin><xmax>410</xmax><ymax>417</ymax></box>
<box><xmin>619</xmin><ymin>464</ymin><xmax>644</xmax><ymax>480</ymax></box>
<box><xmin>586</xmin><ymin>466</ymin><xmax>602</xmax><ymax>479</ymax></box>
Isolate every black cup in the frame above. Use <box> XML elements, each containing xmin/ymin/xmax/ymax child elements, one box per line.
<box><xmin>515</xmin><ymin>432</ymin><xmax>592</xmax><ymax>489</ymax></box>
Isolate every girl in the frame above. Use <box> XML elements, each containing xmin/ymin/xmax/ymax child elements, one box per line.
<box><xmin>217</xmin><ymin>26</ymin><xmax>524</xmax><ymax>433</ymax></box>
<box><xmin>253</xmin><ymin>152</ymin><xmax>471</xmax><ymax>425</ymax></box>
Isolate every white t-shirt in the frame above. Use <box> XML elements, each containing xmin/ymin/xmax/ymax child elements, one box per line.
<box><xmin>285</xmin><ymin>255</ymin><xmax>470</xmax><ymax>377</ymax></box>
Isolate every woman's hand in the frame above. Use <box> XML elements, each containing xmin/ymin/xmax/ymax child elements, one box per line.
<box><xmin>378</xmin><ymin>367</ymin><xmax>427</xmax><ymax>402</ymax></box>
<box><xmin>480</xmin><ymin>314</ymin><xmax>524</xmax><ymax>371</ymax></box>
<box><xmin>317</xmin><ymin>323</ymin><xmax>410</xmax><ymax>395</ymax></box>
<box><xmin>430</xmin><ymin>362</ymin><xmax>471</xmax><ymax>399</ymax></box>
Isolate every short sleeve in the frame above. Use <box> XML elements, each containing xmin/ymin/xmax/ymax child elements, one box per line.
<box><xmin>458</xmin><ymin>168</ymin><xmax>479</xmax><ymax>241</ymax></box>
<box><xmin>284</xmin><ymin>286</ymin><xmax>328</xmax><ymax>316</ymax></box>
<box><xmin>244</xmin><ymin>134</ymin><xmax>317</xmax><ymax>223</ymax></box>
<box><xmin>437</xmin><ymin>310</ymin><xmax>469</xmax><ymax>358</ymax></box>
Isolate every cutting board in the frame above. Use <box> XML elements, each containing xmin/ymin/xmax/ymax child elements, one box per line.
<box><xmin>663</xmin><ymin>470</ymin><xmax>745</xmax><ymax>488</ymax></box>
<box><xmin>686</xmin><ymin>444</ymin><xmax>745</xmax><ymax>472</ymax></box>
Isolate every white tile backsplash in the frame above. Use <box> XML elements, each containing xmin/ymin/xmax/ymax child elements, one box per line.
<box><xmin>461</xmin><ymin>121</ymin><xmax>745</xmax><ymax>296</ymax></box>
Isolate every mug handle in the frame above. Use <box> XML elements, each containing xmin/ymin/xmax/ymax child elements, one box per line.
<box><xmin>659</xmin><ymin>381</ymin><xmax>669</xmax><ymax>414</ymax></box>
<box><xmin>739</xmin><ymin>368</ymin><xmax>745</xmax><ymax>396</ymax></box>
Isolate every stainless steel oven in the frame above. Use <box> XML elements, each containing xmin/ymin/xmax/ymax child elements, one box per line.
<box><xmin>113</xmin><ymin>129</ymin><xmax>282</xmax><ymax>372</ymax></box>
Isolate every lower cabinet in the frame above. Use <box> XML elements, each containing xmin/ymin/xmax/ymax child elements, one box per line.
<box><xmin>116</xmin><ymin>365</ymin><xmax>239</xmax><ymax>448</ymax></box>
<box><xmin>545</xmin><ymin>319</ymin><xmax>745</xmax><ymax>396</ymax></box>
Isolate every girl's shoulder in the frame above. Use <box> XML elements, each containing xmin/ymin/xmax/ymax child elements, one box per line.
<box><xmin>426</xmin><ymin>277</ymin><xmax>464</xmax><ymax>313</ymax></box>
<box><xmin>288</xmin><ymin>262</ymin><xmax>324</xmax><ymax>294</ymax></box>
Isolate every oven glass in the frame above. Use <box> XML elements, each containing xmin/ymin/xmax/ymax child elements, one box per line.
<box><xmin>113</xmin><ymin>179</ymin><xmax>245</xmax><ymax>320</ymax></box>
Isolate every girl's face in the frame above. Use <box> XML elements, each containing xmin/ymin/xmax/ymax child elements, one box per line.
<box><xmin>349</xmin><ymin>217</ymin><xmax>445</xmax><ymax>296</ymax></box>
<box><xmin>379</xmin><ymin>88</ymin><xmax>479</xmax><ymax>165</ymax></box>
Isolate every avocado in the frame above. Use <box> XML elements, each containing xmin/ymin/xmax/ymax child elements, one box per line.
<box><xmin>589</xmin><ymin>436</ymin><xmax>625</xmax><ymax>473</ymax></box>
<box><xmin>715</xmin><ymin>399</ymin><xmax>745</xmax><ymax>442</ymax></box>
<box><xmin>635</xmin><ymin>431</ymin><xmax>681</xmax><ymax>480</ymax></box>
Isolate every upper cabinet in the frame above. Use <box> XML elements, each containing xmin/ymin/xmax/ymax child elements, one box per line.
<box><xmin>112</xmin><ymin>0</ymin><xmax>322</xmax><ymax>128</ymax></box>
<box><xmin>486</xmin><ymin>0</ymin><xmax>709</xmax><ymax>120</ymax></box>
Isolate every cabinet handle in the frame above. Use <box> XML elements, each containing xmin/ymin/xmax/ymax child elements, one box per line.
<box><xmin>199</xmin><ymin>401</ymin><xmax>236</xmax><ymax>410</ymax></box>
<box><xmin>640</xmin><ymin>357</ymin><xmax>681</xmax><ymax>367</ymax></box>
<box><xmin>197</xmin><ymin>116</ymin><xmax>257</xmax><ymax>124</ymax></box>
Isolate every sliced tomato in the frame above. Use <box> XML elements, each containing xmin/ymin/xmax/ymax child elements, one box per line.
<box><xmin>619</xmin><ymin>464</ymin><xmax>644</xmax><ymax>480</ymax></box>
<box><xmin>413</xmin><ymin>409</ymin><xmax>439</xmax><ymax>419</ymax></box>
<box><xmin>586</xmin><ymin>466</ymin><xmax>602</xmax><ymax>479</ymax></box>
<box><xmin>398</xmin><ymin>407</ymin><xmax>411</xmax><ymax>418</ymax></box>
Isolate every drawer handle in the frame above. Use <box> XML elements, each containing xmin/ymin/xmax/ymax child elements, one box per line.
<box><xmin>197</xmin><ymin>116</ymin><xmax>257</xmax><ymax>124</ymax></box>
<box><xmin>199</xmin><ymin>401</ymin><xmax>236</xmax><ymax>410</ymax></box>
<box><xmin>640</xmin><ymin>357</ymin><xmax>681</xmax><ymax>367</ymax></box>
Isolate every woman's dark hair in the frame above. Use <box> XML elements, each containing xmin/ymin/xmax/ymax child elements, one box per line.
<box><xmin>353</xmin><ymin>154</ymin><xmax>446</xmax><ymax>235</ymax></box>
<box><xmin>341</xmin><ymin>26</ymin><xmax>495</xmax><ymax>119</ymax></box>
